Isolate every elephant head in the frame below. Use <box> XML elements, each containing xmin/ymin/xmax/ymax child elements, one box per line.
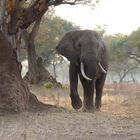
<box><xmin>56</xmin><ymin>30</ymin><xmax>107</xmax><ymax>81</ymax></box>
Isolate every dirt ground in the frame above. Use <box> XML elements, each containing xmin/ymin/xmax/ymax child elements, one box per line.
<box><xmin>0</xmin><ymin>84</ymin><xmax>140</xmax><ymax>140</ymax></box>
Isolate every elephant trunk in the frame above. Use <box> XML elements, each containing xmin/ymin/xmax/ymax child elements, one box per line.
<box><xmin>80</xmin><ymin>61</ymin><xmax>97</xmax><ymax>81</ymax></box>
<box><xmin>80</xmin><ymin>61</ymin><xmax>107</xmax><ymax>81</ymax></box>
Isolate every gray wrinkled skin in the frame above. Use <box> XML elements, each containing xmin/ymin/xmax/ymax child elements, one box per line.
<box><xmin>56</xmin><ymin>30</ymin><xmax>109</xmax><ymax>112</ymax></box>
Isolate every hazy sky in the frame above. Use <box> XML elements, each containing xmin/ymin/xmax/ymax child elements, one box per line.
<box><xmin>55</xmin><ymin>0</ymin><xmax>140</xmax><ymax>35</ymax></box>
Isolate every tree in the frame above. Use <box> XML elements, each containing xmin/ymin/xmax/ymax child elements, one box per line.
<box><xmin>22</xmin><ymin>17</ymin><xmax>62</xmax><ymax>87</ymax></box>
<box><xmin>94</xmin><ymin>24</ymin><xmax>107</xmax><ymax>37</ymax></box>
<box><xmin>0</xmin><ymin>0</ymin><xmax>99</xmax><ymax>113</ymax></box>
<box><xmin>106</xmin><ymin>34</ymin><xmax>138</xmax><ymax>83</ymax></box>
<box><xmin>126</xmin><ymin>28</ymin><xmax>140</xmax><ymax>64</ymax></box>
<box><xmin>50</xmin><ymin>53</ymin><xmax>65</xmax><ymax>79</ymax></box>
<box><xmin>22</xmin><ymin>15</ymin><xmax>79</xmax><ymax>85</ymax></box>
<box><xmin>35</xmin><ymin>16</ymin><xmax>80</xmax><ymax>62</ymax></box>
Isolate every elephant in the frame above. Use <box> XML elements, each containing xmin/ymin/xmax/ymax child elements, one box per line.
<box><xmin>56</xmin><ymin>30</ymin><xmax>109</xmax><ymax>112</ymax></box>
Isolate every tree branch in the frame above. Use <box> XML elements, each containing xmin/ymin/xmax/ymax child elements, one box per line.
<box><xmin>7</xmin><ymin>0</ymin><xmax>49</xmax><ymax>34</ymax></box>
<box><xmin>22</xmin><ymin>17</ymin><xmax>41</xmax><ymax>46</ymax></box>
<box><xmin>8</xmin><ymin>0</ymin><xmax>93</xmax><ymax>34</ymax></box>
<box><xmin>22</xmin><ymin>30</ymin><xmax>30</xmax><ymax>46</ymax></box>
<box><xmin>128</xmin><ymin>53</ymin><xmax>140</xmax><ymax>63</ymax></box>
<box><xmin>119</xmin><ymin>65</ymin><xmax>138</xmax><ymax>83</ymax></box>
<box><xmin>48</xmin><ymin>0</ymin><xmax>79</xmax><ymax>6</ymax></box>
<box><xmin>30</xmin><ymin>17</ymin><xmax>41</xmax><ymax>41</ymax></box>
<box><xmin>0</xmin><ymin>0</ymin><xmax>6</xmax><ymax>26</ymax></box>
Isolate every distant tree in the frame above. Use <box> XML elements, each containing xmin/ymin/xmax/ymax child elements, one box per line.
<box><xmin>106</xmin><ymin>34</ymin><xmax>138</xmax><ymax>83</ymax></box>
<box><xmin>126</xmin><ymin>28</ymin><xmax>140</xmax><ymax>64</ymax></box>
<box><xmin>50</xmin><ymin>53</ymin><xmax>65</xmax><ymax>79</ymax></box>
<box><xmin>94</xmin><ymin>24</ymin><xmax>107</xmax><ymax>37</ymax></box>
<box><xmin>35</xmin><ymin>16</ymin><xmax>80</xmax><ymax>64</ymax></box>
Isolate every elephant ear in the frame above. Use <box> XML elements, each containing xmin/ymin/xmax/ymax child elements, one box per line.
<box><xmin>56</xmin><ymin>32</ymin><xmax>78</xmax><ymax>62</ymax></box>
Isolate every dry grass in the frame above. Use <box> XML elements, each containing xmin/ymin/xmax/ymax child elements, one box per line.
<box><xmin>30</xmin><ymin>83</ymin><xmax>140</xmax><ymax>110</ymax></box>
<box><xmin>0</xmin><ymin>83</ymin><xmax>140</xmax><ymax>140</ymax></box>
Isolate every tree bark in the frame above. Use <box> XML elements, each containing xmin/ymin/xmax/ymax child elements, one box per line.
<box><xmin>0</xmin><ymin>0</ymin><xmax>83</xmax><ymax>113</ymax></box>
<box><xmin>22</xmin><ymin>20</ymin><xmax>62</xmax><ymax>87</ymax></box>
<box><xmin>0</xmin><ymin>0</ymin><xmax>6</xmax><ymax>26</ymax></box>
<box><xmin>7</xmin><ymin>0</ymin><xmax>79</xmax><ymax>34</ymax></box>
<box><xmin>0</xmin><ymin>31</ymin><xmax>58</xmax><ymax>113</ymax></box>
<box><xmin>52</xmin><ymin>62</ymin><xmax>57</xmax><ymax>80</ymax></box>
<box><xmin>24</xmin><ymin>36</ymin><xmax>62</xmax><ymax>87</ymax></box>
<box><xmin>0</xmin><ymin>31</ymin><xmax>29</xmax><ymax>113</ymax></box>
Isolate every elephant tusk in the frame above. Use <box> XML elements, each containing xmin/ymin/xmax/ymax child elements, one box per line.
<box><xmin>98</xmin><ymin>62</ymin><xmax>107</xmax><ymax>74</ymax></box>
<box><xmin>80</xmin><ymin>62</ymin><xmax>92</xmax><ymax>81</ymax></box>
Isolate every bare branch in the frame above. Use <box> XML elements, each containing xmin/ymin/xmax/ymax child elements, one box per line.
<box><xmin>48</xmin><ymin>0</ymin><xmax>79</xmax><ymax>6</ymax></box>
<box><xmin>62</xmin><ymin>0</ymin><xmax>78</xmax><ymax>5</ymax></box>
<box><xmin>0</xmin><ymin>0</ymin><xmax>6</xmax><ymax>26</ymax></box>
<box><xmin>30</xmin><ymin>17</ymin><xmax>41</xmax><ymax>41</ymax></box>
<box><xmin>22</xmin><ymin>30</ymin><xmax>30</xmax><ymax>45</ymax></box>
<box><xmin>128</xmin><ymin>53</ymin><xmax>140</xmax><ymax>63</ymax></box>
<box><xmin>119</xmin><ymin>65</ymin><xmax>138</xmax><ymax>83</ymax></box>
<box><xmin>8</xmin><ymin>0</ymin><xmax>96</xmax><ymax>33</ymax></box>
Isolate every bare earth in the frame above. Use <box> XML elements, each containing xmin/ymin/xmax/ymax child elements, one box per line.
<box><xmin>0</xmin><ymin>84</ymin><xmax>140</xmax><ymax>140</ymax></box>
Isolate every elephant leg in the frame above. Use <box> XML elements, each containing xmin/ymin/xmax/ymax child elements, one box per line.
<box><xmin>79</xmin><ymin>73</ymin><xmax>94</xmax><ymax>112</ymax></box>
<box><xmin>95</xmin><ymin>74</ymin><xmax>106</xmax><ymax>110</ymax></box>
<box><xmin>69</xmin><ymin>63</ymin><xmax>82</xmax><ymax>110</ymax></box>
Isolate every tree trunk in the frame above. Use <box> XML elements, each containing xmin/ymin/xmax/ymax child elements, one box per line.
<box><xmin>0</xmin><ymin>0</ymin><xmax>86</xmax><ymax>113</ymax></box>
<box><xmin>27</xmin><ymin>39</ymin><xmax>39</xmax><ymax>84</ymax></box>
<box><xmin>24</xmin><ymin>39</ymin><xmax>62</xmax><ymax>87</ymax></box>
<box><xmin>52</xmin><ymin>61</ymin><xmax>57</xmax><ymax>79</ymax></box>
<box><xmin>0</xmin><ymin>31</ymin><xmax>59</xmax><ymax>113</ymax></box>
<box><xmin>0</xmin><ymin>31</ymin><xmax>29</xmax><ymax>113</ymax></box>
<box><xmin>0</xmin><ymin>1</ymin><xmax>33</xmax><ymax>113</ymax></box>
<box><xmin>22</xmin><ymin>20</ymin><xmax>62</xmax><ymax>87</ymax></box>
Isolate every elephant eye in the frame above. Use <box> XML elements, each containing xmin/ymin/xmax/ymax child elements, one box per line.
<box><xmin>78</xmin><ymin>43</ymin><xmax>81</xmax><ymax>48</ymax></box>
<box><xmin>75</xmin><ymin>42</ymin><xmax>81</xmax><ymax>49</ymax></box>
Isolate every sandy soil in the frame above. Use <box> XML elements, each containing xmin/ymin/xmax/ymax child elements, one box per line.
<box><xmin>0</xmin><ymin>85</ymin><xmax>140</xmax><ymax>140</ymax></box>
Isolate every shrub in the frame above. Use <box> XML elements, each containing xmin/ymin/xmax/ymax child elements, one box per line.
<box><xmin>44</xmin><ymin>82</ymin><xmax>54</xmax><ymax>89</ymax></box>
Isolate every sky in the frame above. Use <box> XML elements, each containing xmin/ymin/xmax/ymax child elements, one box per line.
<box><xmin>54</xmin><ymin>0</ymin><xmax>140</xmax><ymax>35</ymax></box>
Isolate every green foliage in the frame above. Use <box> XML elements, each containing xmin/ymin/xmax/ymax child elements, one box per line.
<box><xmin>108</xmin><ymin>34</ymin><xmax>129</xmax><ymax>62</ymax></box>
<box><xmin>35</xmin><ymin>15</ymin><xmax>80</xmax><ymax>65</ymax></box>
<box><xmin>104</xmin><ymin>28</ymin><xmax>140</xmax><ymax>82</ymax></box>
<box><xmin>44</xmin><ymin>82</ymin><xmax>54</xmax><ymax>89</ymax></box>
<box><xmin>21</xmin><ymin>15</ymin><xmax>80</xmax><ymax>62</ymax></box>
<box><xmin>105</xmin><ymin>27</ymin><xmax>140</xmax><ymax>81</ymax></box>
<box><xmin>126</xmin><ymin>28</ymin><xmax>140</xmax><ymax>53</ymax></box>
<box><xmin>36</xmin><ymin>15</ymin><xmax>80</xmax><ymax>51</ymax></box>
<box><xmin>62</xmin><ymin>85</ymin><xmax>68</xmax><ymax>90</ymax></box>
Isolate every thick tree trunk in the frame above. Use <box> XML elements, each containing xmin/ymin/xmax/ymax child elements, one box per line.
<box><xmin>24</xmin><ymin>39</ymin><xmax>62</xmax><ymax>88</ymax></box>
<box><xmin>0</xmin><ymin>0</ymin><xmax>84</xmax><ymax>114</ymax></box>
<box><xmin>0</xmin><ymin>31</ymin><xmax>55</xmax><ymax>113</ymax></box>
<box><xmin>0</xmin><ymin>31</ymin><xmax>29</xmax><ymax>113</ymax></box>
<box><xmin>27</xmin><ymin>40</ymin><xmax>39</xmax><ymax>84</ymax></box>
<box><xmin>22</xmin><ymin>20</ymin><xmax>62</xmax><ymax>87</ymax></box>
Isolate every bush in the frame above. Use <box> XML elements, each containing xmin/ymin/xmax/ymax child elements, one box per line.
<box><xmin>44</xmin><ymin>82</ymin><xmax>54</xmax><ymax>89</ymax></box>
